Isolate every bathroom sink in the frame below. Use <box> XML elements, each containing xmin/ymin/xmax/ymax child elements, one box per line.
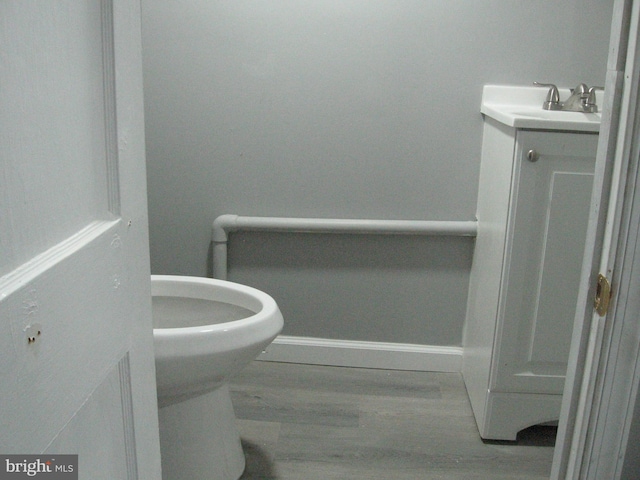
<box><xmin>481</xmin><ymin>85</ymin><xmax>602</xmax><ymax>132</ymax></box>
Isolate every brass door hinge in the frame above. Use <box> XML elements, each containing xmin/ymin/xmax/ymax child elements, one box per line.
<box><xmin>594</xmin><ymin>273</ymin><xmax>612</xmax><ymax>316</ymax></box>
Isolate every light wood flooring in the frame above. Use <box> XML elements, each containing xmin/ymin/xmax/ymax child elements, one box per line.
<box><xmin>228</xmin><ymin>361</ymin><xmax>555</xmax><ymax>480</ymax></box>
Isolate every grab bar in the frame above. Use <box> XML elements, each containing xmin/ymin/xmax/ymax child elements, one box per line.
<box><xmin>212</xmin><ymin>214</ymin><xmax>477</xmax><ymax>279</ymax></box>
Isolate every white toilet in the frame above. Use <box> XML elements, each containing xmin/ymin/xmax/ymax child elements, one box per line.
<box><xmin>151</xmin><ymin>275</ymin><xmax>284</xmax><ymax>480</ymax></box>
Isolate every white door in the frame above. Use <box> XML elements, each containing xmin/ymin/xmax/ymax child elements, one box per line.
<box><xmin>551</xmin><ymin>0</ymin><xmax>638</xmax><ymax>478</ymax></box>
<box><xmin>0</xmin><ymin>1</ymin><xmax>161</xmax><ymax>478</ymax></box>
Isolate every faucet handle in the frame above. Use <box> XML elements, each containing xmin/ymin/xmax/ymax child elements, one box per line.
<box><xmin>534</xmin><ymin>82</ymin><xmax>561</xmax><ymax>110</ymax></box>
<box><xmin>586</xmin><ymin>86</ymin><xmax>604</xmax><ymax>112</ymax></box>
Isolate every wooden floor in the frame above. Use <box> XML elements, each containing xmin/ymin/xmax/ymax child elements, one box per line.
<box><xmin>228</xmin><ymin>361</ymin><xmax>555</xmax><ymax>480</ymax></box>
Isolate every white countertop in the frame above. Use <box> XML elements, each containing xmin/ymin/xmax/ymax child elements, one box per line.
<box><xmin>481</xmin><ymin>85</ymin><xmax>602</xmax><ymax>132</ymax></box>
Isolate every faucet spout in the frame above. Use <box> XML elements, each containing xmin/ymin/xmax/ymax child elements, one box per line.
<box><xmin>562</xmin><ymin>83</ymin><xmax>593</xmax><ymax>112</ymax></box>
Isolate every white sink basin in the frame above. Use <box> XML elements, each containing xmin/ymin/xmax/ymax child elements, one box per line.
<box><xmin>481</xmin><ymin>85</ymin><xmax>602</xmax><ymax>132</ymax></box>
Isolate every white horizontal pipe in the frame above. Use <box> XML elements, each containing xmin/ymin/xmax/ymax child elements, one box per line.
<box><xmin>212</xmin><ymin>214</ymin><xmax>477</xmax><ymax>279</ymax></box>
<box><xmin>212</xmin><ymin>214</ymin><xmax>477</xmax><ymax>241</ymax></box>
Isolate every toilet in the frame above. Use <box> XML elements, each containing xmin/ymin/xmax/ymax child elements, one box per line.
<box><xmin>151</xmin><ymin>275</ymin><xmax>283</xmax><ymax>480</ymax></box>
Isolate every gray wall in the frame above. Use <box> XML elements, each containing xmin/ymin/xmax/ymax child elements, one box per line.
<box><xmin>141</xmin><ymin>1</ymin><xmax>612</xmax><ymax>346</ymax></box>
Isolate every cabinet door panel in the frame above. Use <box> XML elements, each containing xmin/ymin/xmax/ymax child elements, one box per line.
<box><xmin>491</xmin><ymin>130</ymin><xmax>597</xmax><ymax>394</ymax></box>
<box><xmin>531</xmin><ymin>171</ymin><xmax>593</xmax><ymax>365</ymax></box>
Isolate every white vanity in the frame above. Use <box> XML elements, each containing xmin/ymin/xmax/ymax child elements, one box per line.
<box><xmin>463</xmin><ymin>85</ymin><xmax>601</xmax><ymax>440</ymax></box>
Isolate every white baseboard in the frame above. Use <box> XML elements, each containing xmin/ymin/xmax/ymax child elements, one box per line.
<box><xmin>257</xmin><ymin>335</ymin><xmax>463</xmax><ymax>372</ymax></box>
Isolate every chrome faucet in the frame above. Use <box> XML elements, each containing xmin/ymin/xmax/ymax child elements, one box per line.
<box><xmin>562</xmin><ymin>83</ymin><xmax>589</xmax><ymax>111</ymax></box>
<box><xmin>534</xmin><ymin>82</ymin><xmax>603</xmax><ymax>113</ymax></box>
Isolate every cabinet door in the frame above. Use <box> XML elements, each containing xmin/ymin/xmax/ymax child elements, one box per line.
<box><xmin>491</xmin><ymin>130</ymin><xmax>597</xmax><ymax>395</ymax></box>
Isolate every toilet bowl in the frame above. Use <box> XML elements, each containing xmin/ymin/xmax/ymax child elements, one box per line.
<box><xmin>151</xmin><ymin>275</ymin><xmax>283</xmax><ymax>480</ymax></box>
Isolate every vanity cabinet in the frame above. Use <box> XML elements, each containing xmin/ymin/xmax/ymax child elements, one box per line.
<box><xmin>463</xmin><ymin>117</ymin><xmax>597</xmax><ymax>440</ymax></box>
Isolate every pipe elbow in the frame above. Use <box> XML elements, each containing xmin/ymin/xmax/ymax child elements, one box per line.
<box><xmin>212</xmin><ymin>214</ymin><xmax>239</xmax><ymax>243</ymax></box>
